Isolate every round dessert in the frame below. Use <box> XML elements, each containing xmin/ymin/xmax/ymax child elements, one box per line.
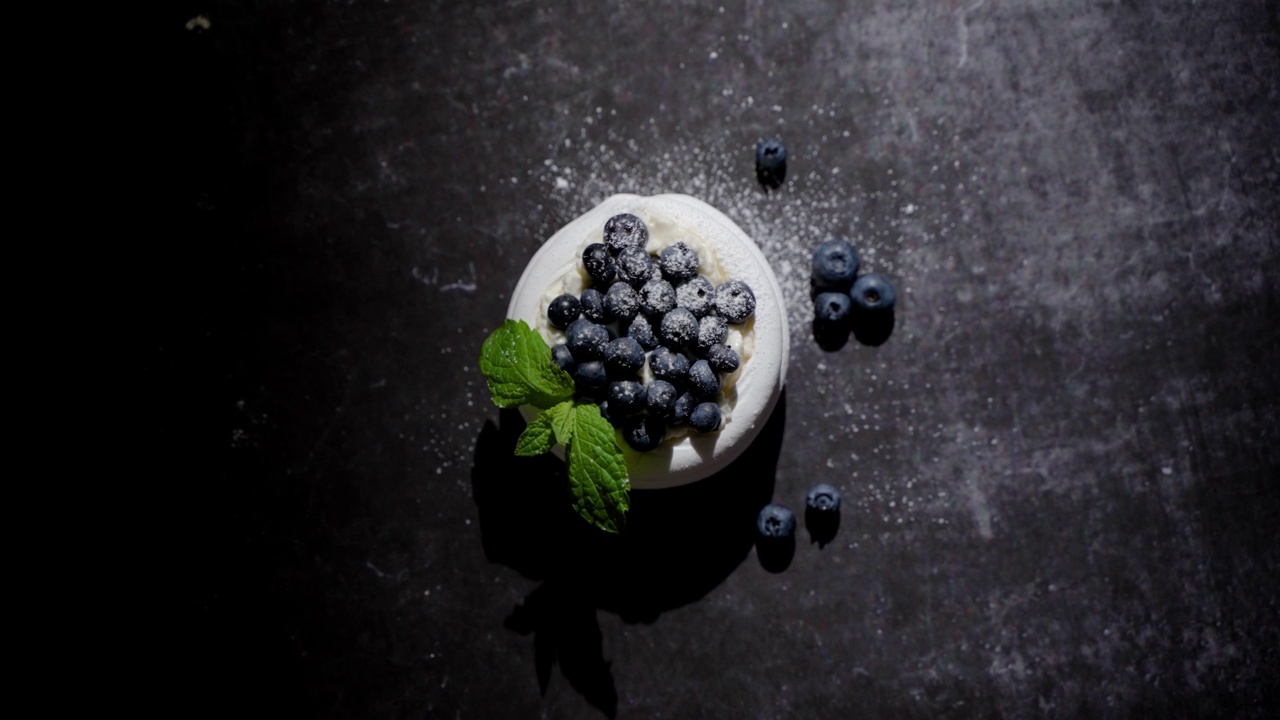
<box><xmin>508</xmin><ymin>193</ymin><xmax>789</xmax><ymax>489</ymax></box>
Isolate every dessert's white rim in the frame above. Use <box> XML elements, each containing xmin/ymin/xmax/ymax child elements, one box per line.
<box><xmin>507</xmin><ymin>193</ymin><xmax>789</xmax><ymax>489</ymax></box>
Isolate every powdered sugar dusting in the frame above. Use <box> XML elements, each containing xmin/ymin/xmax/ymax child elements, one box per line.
<box><xmin>530</xmin><ymin>131</ymin><xmax>924</xmax><ymax>351</ymax></box>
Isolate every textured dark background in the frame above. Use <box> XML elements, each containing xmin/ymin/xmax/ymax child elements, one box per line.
<box><xmin>169</xmin><ymin>0</ymin><xmax>1279</xmax><ymax>717</ymax></box>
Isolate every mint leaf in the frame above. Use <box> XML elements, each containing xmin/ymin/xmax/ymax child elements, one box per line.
<box><xmin>514</xmin><ymin>411</ymin><xmax>554</xmax><ymax>456</ymax></box>
<box><xmin>566</xmin><ymin>403</ymin><xmax>630</xmax><ymax>534</ymax></box>
<box><xmin>479</xmin><ymin>319</ymin><xmax>575</xmax><ymax>409</ymax></box>
<box><xmin>545</xmin><ymin>400</ymin><xmax>576</xmax><ymax>447</ymax></box>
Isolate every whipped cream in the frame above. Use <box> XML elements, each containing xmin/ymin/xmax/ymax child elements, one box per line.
<box><xmin>508</xmin><ymin>194</ymin><xmax>789</xmax><ymax>489</ymax></box>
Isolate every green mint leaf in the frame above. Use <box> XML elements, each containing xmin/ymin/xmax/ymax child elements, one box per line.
<box><xmin>479</xmin><ymin>319</ymin><xmax>575</xmax><ymax>409</ymax></box>
<box><xmin>545</xmin><ymin>400</ymin><xmax>576</xmax><ymax>447</ymax></box>
<box><xmin>514</xmin><ymin>411</ymin><xmax>554</xmax><ymax>457</ymax></box>
<box><xmin>566</xmin><ymin>403</ymin><xmax>630</xmax><ymax>534</ymax></box>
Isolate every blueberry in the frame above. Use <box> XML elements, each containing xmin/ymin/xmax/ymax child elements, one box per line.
<box><xmin>625</xmin><ymin>313</ymin><xmax>659</xmax><ymax>350</ymax></box>
<box><xmin>582</xmin><ymin>243</ymin><xmax>616</xmax><ymax>286</ymax></box>
<box><xmin>615</xmin><ymin>246</ymin><xmax>654</xmax><ymax>288</ymax></box>
<box><xmin>597</xmin><ymin>399</ymin><xmax>618</xmax><ymax>426</ymax></box>
<box><xmin>547</xmin><ymin>293</ymin><xmax>581</xmax><ymax>329</ymax></box>
<box><xmin>695</xmin><ymin>315</ymin><xmax>728</xmax><ymax>353</ymax></box>
<box><xmin>551</xmin><ymin>343</ymin><xmax>576</xmax><ymax>373</ymax></box>
<box><xmin>689</xmin><ymin>401</ymin><xmax>721</xmax><ymax>433</ymax></box>
<box><xmin>607</xmin><ymin>379</ymin><xmax>646</xmax><ymax>416</ymax></box>
<box><xmin>659</xmin><ymin>242</ymin><xmax>699</xmax><ymax>282</ymax></box>
<box><xmin>565</xmin><ymin>318</ymin><xmax>609</xmax><ymax>360</ymax></box>
<box><xmin>715</xmin><ymin>279</ymin><xmax>756</xmax><ymax>324</ymax></box>
<box><xmin>573</xmin><ymin>360</ymin><xmax>608</xmax><ymax>396</ymax></box>
<box><xmin>811</xmin><ymin>239</ymin><xmax>860</xmax><ymax>292</ymax></box>
<box><xmin>849</xmin><ymin>273</ymin><xmax>896</xmax><ymax>313</ymax></box>
<box><xmin>805</xmin><ymin>484</ymin><xmax>842</xmax><ymax>513</ymax></box>
<box><xmin>755</xmin><ymin>138</ymin><xmax>788</xmax><ymax>189</ymax></box>
<box><xmin>603</xmin><ymin>213</ymin><xmax>648</xmax><ymax>255</ymax></box>
<box><xmin>675</xmin><ymin>276</ymin><xmax>716</xmax><ymax>317</ymax></box>
<box><xmin>580</xmin><ymin>287</ymin><xmax>607</xmax><ymax>323</ymax></box>
<box><xmin>648</xmin><ymin>346</ymin><xmax>690</xmax><ymax>385</ymax></box>
<box><xmin>687</xmin><ymin>359</ymin><xmax>719</xmax><ymax>400</ymax></box>
<box><xmin>813</xmin><ymin>291</ymin><xmax>853</xmax><ymax>324</ymax></box>
<box><xmin>659</xmin><ymin>307</ymin><xmax>699</xmax><ymax>348</ymax></box>
<box><xmin>705</xmin><ymin>344</ymin><xmax>740</xmax><ymax>373</ymax></box>
<box><xmin>646</xmin><ymin>379</ymin><xmax>677</xmax><ymax>418</ymax></box>
<box><xmin>756</xmin><ymin>503</ymin><xmax>796</xmax><ymax>539</ymax></box>
<box><xmin>604</xmin><ymin>281</ymin><xmax>640</xmax><ymax>323</ymax></box>
<box><xmin>623</xmin><ymin>415</ymin><xmax>667</xmax><ymax>452</ymax></box>
<box><xmin>638</xmin><ymin>278</ymin><xmax>676</xmax><ymax>316</ymax></box>
<box><xmin>671</xmin><ymin>392</ymin><xmax>696</xmax><ymax>425</ymax></box>
<box><xmin>603</xmin><ymin>336</ymin><xmax>645</xmax><ymax>375</ymax></box>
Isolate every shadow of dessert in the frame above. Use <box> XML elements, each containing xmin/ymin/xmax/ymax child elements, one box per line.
<box><xmin>470</xmin><ymin>392</ymin><xmax>787</xmax><ymax>717</ymax></box>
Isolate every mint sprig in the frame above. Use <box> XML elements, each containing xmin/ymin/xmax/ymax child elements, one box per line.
<box><xmin>480</xmin><ymin>319</ymin><xmax>576</xmax><ymax>409</ymax></box>
<box><xmin>567</xmin><ymin>403</ymin><xmax>630</xmax><ymax>534</ymax></box>
<box><xmin>479</xmin><ymin>320</ymin><xmax>630</xmax><ymax>534</ymax></box>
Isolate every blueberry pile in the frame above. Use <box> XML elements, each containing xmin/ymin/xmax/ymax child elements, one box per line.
<box><xmin>810</xmin><ymin>238</ymin><xmax>896</xmax><ymax>348</ymax></box>
<box><xmin>546</xmin><ymin>213</ymin><xmax>757</xmax><ymax>452</ymax></box>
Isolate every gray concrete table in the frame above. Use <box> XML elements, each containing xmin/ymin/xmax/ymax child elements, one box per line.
<box><xmin>169</xmin><ymin>0</ymin><xmax>1278</xmax><ymax>716</ymax></box>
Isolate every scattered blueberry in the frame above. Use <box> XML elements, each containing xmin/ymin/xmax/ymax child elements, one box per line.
<box><xmin>659</xmin><ymin>307</ymin><xmax>699</xmax><ymax>348</ymax></box>
<box><xmin>638</xmin><ymin>278</ymin><xmax>676</xmax><ymax>316</ymax></box>
<box><xmin>756</xmin><ymin>503</ymin><xmax>796</xmax><ymax>539</ymax></box>
<box><xmin>675</xmin><ymin>275</ymin><xmax>716</xmax><ymax>317</ymax></box>
<box><xmin>813</xmin><ymin>291</ymin><xmax>853</xmax><ymax>324</ymax></box>
<box><xmin>645</xmin><ymin>379</ymin><xmax>677</xmax><ymax>418</ymax></box>
<box><xmin>615</xmin><ymin>246</ymin><xmax>655</xmax><ymax>287</ymax></box>
<box><xmin>695</xmin><ymin>315</ymin><xmax>728</xmax><ymax>353</ymax></box>
<box><xmin>580</xmin><ymin>287</ymin><xmax>607</xmax><ymax>323</ymax></box>
<box><xmin>705</xmin><ymin>344</ymin><xmax>740</xmax><ymax>373</ymax></box>
<box><xmin>551</xmin><ymin>343</ymin><xmax>576</xmax><ymax>373</ymax></box>
<box><xmin>607</xmin><ymin>379</ymin><xmax>647</xmax><ymax>416</ymax></box>
<box><xmin>582</xmin><ymin>243</ymin><xmax>616</xmax><ymax>286</ymax></box>
<box><xmin>547</xmin><ymin>293</ymin><xmax>581</xmax><ymax>329</ymax></box>
<box><xmin>573</xmin><ymin>360</ymin><xmax>608</xmax><ymax>395</ymax></box>
<box><xmin>755</xmin><ymin>138</ymin><xmax>788</xmax><ymax>189</ymax></box>
<box><xmin>715</xmin><ymin>280</ymin><xmax>756</xmax><ymax>323</ymax></box>
<box><xmin>805</xmin><ymin>484</ymin><xmax>841</xmax><ymax>513</ymax></box>
<box><xmin>648</xmin><ymin>346</ymin><xmax>690</xmax><ymax>385</ymax></box>
<box><xmin>687</xmin><ymin>359</ymin><xmax>720</xmax><ymax>400</ymax></box>
<box><xmin>603</xmin><ymin>336</ymin><xmax>645</xmax><ymax>375</ymax></box>
<box><xmin>849</xmin><ymin>273</ymin><xmax>896</xmax><ymax>314</ymax></box>
<box><xmin>811</xmin><ymin>239</ymin><xmax>860</xmax><ymax>292</ymax></box>
<box><xmin>671</xmin><ymin>392</ymin><xmax>696</xmax><ymax>425</ymax></box>
<box><xmin>625</xmin><ymin>313</ymin><xmax>660</xmax><ymax>350</ymax></box>
<box><xmin>623</xmin><ymin>414</ymin><xmax>667</xmax><ymax>452</ymax></box>
<box><xmin>804</xmin><ymin>483</ymin><xmax>842</xmax><ymax>547</ymax></box>
<box><xmin>689</xmin><ymin>401</ymin><xmax>722</xmax><ymax>433</ymax></box>
<box><xmin>604</xmin><ymin>281</ymin><xmax>640</xmax><ymax>323</ymax></box>
<box><xmin>659</xmin><ymin>242</ymin><xmax>699</xmax><ymax>282</ymax></box>
<box><xmin>603</xmin><ymin>213</ymin><xmax>648</xmax><ymax>254</ymax></box>
<box><xmin>565</xmin><ymin>318</ymin><xmax>609</xmax><ymax>360</ymax></box>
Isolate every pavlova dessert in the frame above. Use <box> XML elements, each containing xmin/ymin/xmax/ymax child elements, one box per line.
<box><xmin>480</xmin><ymin>194</ymin><xmax>788</xmax><ymax>532</ymax></box>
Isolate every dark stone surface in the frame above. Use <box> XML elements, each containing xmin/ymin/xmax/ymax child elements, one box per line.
<box><xmin>169</xmin><ymin>0</ymin><xmax>1279</xmax><ymax>716</ymax></box>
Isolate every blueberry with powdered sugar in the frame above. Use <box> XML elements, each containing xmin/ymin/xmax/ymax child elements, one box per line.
<box><xmin>659</xmin><ymin>307</ymin><xmax>699</xmax><ymax>349</ymax></box>
<box><xmin>695</xmin><ymin>315</ymin><xmax>728</xmax><ymax>353</ymax></box>
<box><xmin>638</xmin><ymin>278</ymin><xmax>676</xmax><ymax>317</ymax></box>
<box><xmin>604</xmin><ymin>281</ymin><xmax>640</xmax><ymax>323</ymax></box>
<box><xmin>675</xmin><ymin>275</ymin><xmax>716</xmax><ymax>317</ymax></box>
<box><xmin>625</xmin><ymin>313</ymin><xmax>659</xmax><ymax>350</ymax></box>
<box><xmin>603</xmin><ymin>213</ymin><xmax>648</xmax><ymax>254</ymax></box>
<box><xmin>582</xmin><ymin>242</ymin><xmax>616</xmax><ymax>286</ymax></box>
<box><xmin>714</xmin><ymin>279</ymin><xmax>756</xmax><ymax>324</ymax></box>
<box><xmin>659</xmin><ymin>242</ymin><xmax>700</xmax><ymax>282</ymax></box>
<box><xmin>615</xmin><ymin>246</ymin><xmax>655</xmax><ymax>288</ymax></box>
